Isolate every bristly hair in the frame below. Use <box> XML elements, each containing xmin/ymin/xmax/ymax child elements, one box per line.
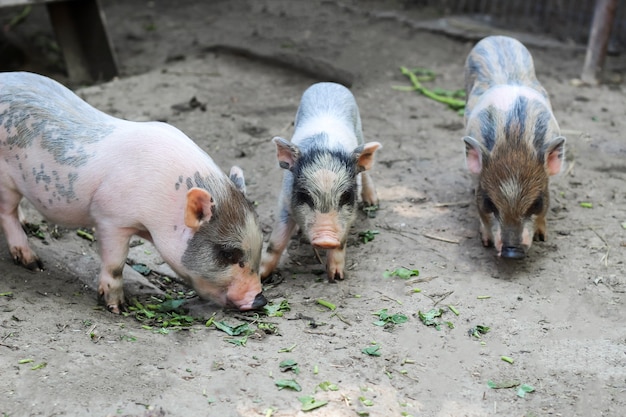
<box><xmin>291</xmin><ymin>144</ymin><xmax>358</xmax><ymax>213</ymax></box>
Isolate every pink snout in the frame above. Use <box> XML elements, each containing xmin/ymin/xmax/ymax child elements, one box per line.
<box><xmin>311</xmin><ymin>235</ymin><xmax>341</xmax><ymax>249</ymax></box>
<box><xmin>310</xmin><ymin>213</ymin><xmax>342</xmax><ymax>249</ymax></box>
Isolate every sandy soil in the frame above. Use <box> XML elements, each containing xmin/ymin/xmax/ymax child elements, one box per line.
<box><xmin>1</xmin><ymin>1</ymin><xmax>625</xmax><ymax>416</ymax></box>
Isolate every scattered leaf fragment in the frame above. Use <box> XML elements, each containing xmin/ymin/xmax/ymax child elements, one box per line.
<box><xmin>418</xmin><ymin>308</ymin><xmax>444</xmax><ymax>330</ymax></box>
<box><xmin>362</xmin><ymin>204</ymin><xmax>379</xmax><ymax>218</ymax></box>
<box><xmin>279</xmin><ymin>359</ymin><xmax>299</xmax><ymax>374</ymax></box>
<box><xmin>298</xmin><ymin>395</ymin><xmax>328</xmax><ymax>411</ymax></box>
<box><xmin>275</xmin><ymin>379</ymin><xmax>302</xmax><ymax>392</ymax></box>
<box><xmin>317</xmin><ymin>381</ymin><xmax>339</xmax><ymax>391</ymax></box>
<box><xmin>317</xmin><ymin>299</ymin><xmax>336</xmax><ymax>311</ymax></box>
<box><xmin>77</xmin><ymin>228</ymin><xmax>95</xmax><ymax>241</ymax></box>
<box><xmin>213</xmin><ymin>321</ymin><xmax>250</xmax><ymax>337</ymax></box>
<box><xmin>383</xmin><ymin>267</ymin><xmax>419</xmax><ymax>279</ymax></box>
<box><xmin>358</xmin><ymin>230</ymin><xmax>380</xmax><ymax>243</ymax></box>
<box><xmin>477</xmin><ymin>295</ymin><xmax>491</xmax><ymax>299</ymax></box>
<box><xmin>362</xmin><ymin>344</ymin><xmax>381</xmax><ymax>357</ymax></box>
<box><xmin>18</xmin><ymin>358</ymin><xmax>34</xmax><ymax>364</ymax></box>
<box><xmin>225</xmin><ymin>336</ymin><xmax>248</xmax><ymax>347</ymax></box>
<box><xmin>517</xmin><ymin>384</ymin><xmax>535</xmax><ymax>398</ymax></box>
<box><xmin>131</xmin><ymin>263</ymin><xmax>151</xmax><ymax>276</ymax></box>
<box><xmin>359</xmin><ymin>396</ymin><xmax>374</xmax><ymax>406</ymax></box>
<box><xmin>278</xmin><ymin>344</ymin><xmax>297</xmax><ymax>353</ymax></box>
<box><xmin>501</xmin><ymin>356</ymin><xmax>514</xmax><ymax>364</ymax></box>
<box><xmin>448</xmin><ymin>305</ymin><xmax>459</xmax><ymax>316</ymax></box>
<box><xmin>31</xmin><ymin>362</ymin><xmax>47</xmax><ymax>370</ymax></box>
<box><xmin>263</xmin><ymin>299</ymin><xmax>291</xmax><ymax>317</ymax></box>
<box><xmin>469</xmin><ymin>325</ymin><xmax>490</xmax><ymax>339</ymax></box>
<box><xmin>372</xmin><ymin>308</ymin><xmax>408</xmax><ymax>326</ymax></box>
<box><xmin>579</xmin><ymin>202</ymin><xmax>593</xmax><ymax>208</ymax></box>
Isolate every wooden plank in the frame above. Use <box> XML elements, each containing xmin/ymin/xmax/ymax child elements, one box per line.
<box><xmin>46</xmin><ymin>0</ymin><xmax>119</xmax><ymax>83</ymax></box>
<box><xmin>0</xmin><ymin>0</ymin><xmax>63</xmax><ymax>6</ymax></box>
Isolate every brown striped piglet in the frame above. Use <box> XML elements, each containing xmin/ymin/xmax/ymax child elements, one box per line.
<box><xmin>260</xmin><ymin>82</ymin><xmax>381</xmax><ymax>281</ymax></box>
<box><xmin>463</xmin><ymin>36</ymin><xmax>566</xmax><ymax>259</ymax></box>
<box><xmin>0</xmin><ymin>72</ymin><xmax>267</xmax><ymax>313</ymax></box>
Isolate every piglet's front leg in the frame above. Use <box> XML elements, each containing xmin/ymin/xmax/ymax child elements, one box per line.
<box><xmin>534</xmin><ymin>214</ymin><xmax>547</xmax><ymax>242</ymax></box>
<box><xmin>260</xmin><ymin>212</ymin><xmax>296</xmax><ymax>280</ymax></box>
<box><xmin>326</xmin><ymin>245</ymin><xmax>346</xmax><ymax>282</ymax></box>
<box><xmin>96</xmin><ymin>226</ymin><xmax>133</xmax><ymax>314</ymax></box>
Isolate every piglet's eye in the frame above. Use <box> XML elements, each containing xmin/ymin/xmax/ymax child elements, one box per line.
<box><xmin>339</xmin><ymin>189</ymin><xmax>355</xmax><ymax>206</ymax></box>
<box><xmin>527</xmin><ymin>196</ymin><xmax>544</xmax><ymax>216</ymax></box>
<box><xmin>218</xmin><ymin>248</ymin><xmax>243</xmax><ymax>265</ymax></box>
<box><xmin>482</xmin><ymin>195</ymin><xmax>498</xmax><ymax>216</ymax></box>
<box><xmin>296</xmin><ymin>190</ymin><xmax>314</xmax><ymax>208</ymax></box>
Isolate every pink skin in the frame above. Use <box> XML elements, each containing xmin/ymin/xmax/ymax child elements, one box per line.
<box><xmin>309</xmin><ymin>212</ymin><xmax>342</xmax><ymax>249</ymax></box>
<box><xmin>1</xmin><ymin>106</ymin><xmax>261</xmax><ymax>313</ymax></box>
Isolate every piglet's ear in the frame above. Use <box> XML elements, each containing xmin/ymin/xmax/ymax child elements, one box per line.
<box><xmin>353</xmin><ymin>141</ymin><xmax>382</xmax><ymax>172</ymax></box>
<box><xmin>273</xmin><ymin>136</ymin><xmax>300</xmax><ymax>171</ymax></box>
<box><xmin>229</xmin><ymin>166</ymin><xmax>247</xmax><ymax>196</ymax></box>
<box><xmin>463</xmin><ymin>136</ymin><xmax>487</xmax><ymax>174</ymax></box>
<box><xmin>545</xmin><ymin>136</ymin><xmax>566</xmax><ymax>176</ymax></box>
<box><xmin>185</xmin><ymin>188</ymin><xmax>214</xmax><ymax>232</ymax></box>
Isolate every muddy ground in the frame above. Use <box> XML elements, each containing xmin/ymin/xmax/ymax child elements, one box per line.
<box><xmin>1</xmin><ymin>1</ymin><xmax>625</xmax><ymax>416</ymax></box>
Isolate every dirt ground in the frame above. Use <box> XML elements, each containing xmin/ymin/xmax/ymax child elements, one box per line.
<box><xmin>1</xmin><ymin>1</ymin><xmax>625</xmax><ymax>416</ymax></box>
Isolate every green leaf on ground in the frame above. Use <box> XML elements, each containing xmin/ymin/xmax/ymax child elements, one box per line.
<box><xmin>298</xmin><ymin>395</ymin><xmax>328</xmax><ymax>411</ymax></box>
<box><xmin>275</xmin><ymin>379</ymin><xmax>302</xmax><ymax>392</ymax></box>
<box><xmin>383</xmin><ymin>267</ymin><xmax>419</xmax><ymax>279</ymax></box>
<box><xmin>362</xmin><ymin>344</ymin><xmax>381</xmax><ymax>357</ymax></box>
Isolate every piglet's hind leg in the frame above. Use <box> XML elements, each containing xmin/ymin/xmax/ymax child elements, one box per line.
<box><xmin>360</xmin><ymin>172</ymin><xmax>378</xmax><ymax>206</ymax></box>
<box><xmin>0</xmin><ymin>191</ymin><xmax>42</xmax><ymax>270</ymax></box>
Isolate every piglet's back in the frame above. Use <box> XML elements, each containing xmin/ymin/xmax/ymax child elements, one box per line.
<box><xmin>292</xmin><ymin>82</ymin><xmax>362</xmax><ymax>147</ymax></box>
<box><xmin>0</xmin><ymin>72</ymin><xmax>114</xmax><ymax>128</ymax></box>
<box><xmin>464</xmin><ymin>36</ymin><xmax>547</xmax><ymax>103</ymax></box>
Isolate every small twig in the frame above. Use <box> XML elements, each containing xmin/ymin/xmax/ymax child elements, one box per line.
<box><xmin>425</xmin><ymin>290</ymin><xmax>454</xmax><ymax>307</ymax></box>
<box><xmin>590</xmin><ymin>227</ymin><xmax>610</xmax><ymax>266</ymax></box>
<box><xmin>404</xmin><ymin>275</ymin><xmax>438</xmax><ymax>285</ymax></box>
<box><xmin>434</xmin><ymin>200</ymin><xmax>471</xmax><ymax>207</ymax></box>
<box><xmin>375</xmin><ymin>290</ymin><xmax>403</xmax><ymax>305</ymax></box>
<box><xmin>423</xmin><ymin>233</ymin><xmax>460</xmax><ymax>244</ymax></box>
<box><xmin>0</xmin><ymin>342</ymin><xmax>19</xmax><ymax>351</ymax></box>
<box><xmin>303</xmin><ymin>330</ymin><xmax>336</xmax><ymax>337</ymax></box>
<box><xmin>313</xmin><ymin>248</ymin><xmax>324</xmax><ymax>265</ymax></box>
<box><xmin>331</xmin><ymin>312</ymin><xmax>352</xmax><ymax>326</ymax></box>
<box><xmin>565</xmin><ymin>159</ymin><xmax>576</xmax><ymax>176</ymax></box>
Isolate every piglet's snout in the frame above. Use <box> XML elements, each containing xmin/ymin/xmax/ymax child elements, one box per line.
<box><xmin>310</xmin><ymin>213</ymin><xmax>342</xmax><ymax>249</ymax></box>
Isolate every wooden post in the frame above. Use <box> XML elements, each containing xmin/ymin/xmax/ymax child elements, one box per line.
<box><xmin>580</xmin><ymin>0</ymin><xmax>618</xmax><ymax>85</ymax></box>
<box><xmin>46</xmin><ymin>0</ymin><xmax>119</xmax><ymax>83</ymax></box>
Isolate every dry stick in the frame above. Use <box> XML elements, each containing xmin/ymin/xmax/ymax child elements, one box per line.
<box><xmin>313</xmin><ymin>248</ymin><xmax>324</xmax><ymax>265</ymax></box>
<box><xmin>426</xmin><ymin>290</ymin><xmax>454</xmax><ymax>307</ymax></box>
<box><xmin>590</xmin><ymin>227</ymin><xmax>610</xmax><ymax>266</ymax></box>
<box><xmin>378</xmin><ymin>224</ymin><xmax>422</xmax><ymax>244</ymax></box>
<box><xmin>565</xmin><ymin>159</ymin><xmax>576</xmax><ymax>176</ymax></box>
<box><xmin>434</xmin><ymin>200</ymin><xmax>472</xmax><ymax>207</ymax></box>
<box><xmin>423</xmin><ymin>233</ymin><xmax>460</xmax><ymax>244</ymax></box>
